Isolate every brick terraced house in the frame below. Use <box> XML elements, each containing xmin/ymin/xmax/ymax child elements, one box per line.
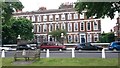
<box><xmin>13</xmin><ymin>3</ymin><xmax>101</xmax><ymax>44</ymax></box>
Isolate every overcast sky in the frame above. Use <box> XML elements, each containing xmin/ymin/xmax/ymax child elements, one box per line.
<box><xmin>19</xmin><ymin>0</ymin><xmax>118</xmax><ymax>33</ymax></box>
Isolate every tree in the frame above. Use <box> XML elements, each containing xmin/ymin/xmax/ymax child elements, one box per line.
<box><xmin>2</xmin><ymin>0</ymin><xmax>24</xmax><ymax>44</ymax></box>
<box><xmin>74</xmin><ymin>2</ymin><xmax>120</xmax><ymax>19</ymax></box>
<box><xmin>2</xmin><ymin>17</ymin><xmax>34</xmax><ymax>44</ymax></box>
<box><xmin>2</xmin><ymin>1</ymin><xmax>24</xmax><ymax>23</ymax></box>
<box><xmin>99</xmin><ymin>32</ymin><xmax>115</xmax><ymax>43</ymax></box>
<box><xmin>48</xmin><ymin>29</ymin><xmax>67</xmax><ymax>42</ymax></box>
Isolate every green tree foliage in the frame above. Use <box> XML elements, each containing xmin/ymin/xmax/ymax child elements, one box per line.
<box><xmin>2</xmin><ymin>17</ymin><xmax>34</xmax><ymax>44</ymax></box>
<box><xmin>2</xmin><ymin>0</ymin><xmax>25</xmax><ymax>44</ymax></box>
<box><xmin>2</xmin><ymin>1</ymin><xmax>24</xmax><ymax>23</ymax></box>
<box><xmin>74</xmin><ymin>1</ymin><xmax>120</xmax><ymax>19</ymax></box>
<box><xmin>99</xmin><ymin>32</ymin><xmax>115</xmax><ymax>43</ymax></box>
<box><xmin>48</xmin><ymin>29</ymin><xmax>67</xmax><ymax>42</ymax></box>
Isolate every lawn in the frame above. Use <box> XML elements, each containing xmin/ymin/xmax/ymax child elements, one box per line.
<box><xmin>0</xmin><ymin>58</ymin><xmax>2</xmax><ymax>67</ymax></box>
<box><xmin>2</xmin><ymin>58</ymin><xmax>118</xmax><ymax>66</ymax></box>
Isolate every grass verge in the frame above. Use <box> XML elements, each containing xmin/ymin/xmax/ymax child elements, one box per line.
<box><xmin>2</xmin><ymin>58</ymin><xmax>118</xmax><ymax>66</ymax></box>
<box><xmin>0</xmin><ymin>58</ymin><xmax>2</xmax><ymax>67</ymax></box>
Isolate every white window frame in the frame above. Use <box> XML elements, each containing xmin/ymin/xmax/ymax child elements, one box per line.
<box><xmin>36</xmin><ymin>24</ymin><xmax>41</xmax><ymax>33</ymax></box>
<box><xmin>32</xmin><ymin>15</ymin><xmax>35</xmax><ymax>22</ymax></box>
<box><xmin>74</xmin><ymin>35</ymin><xmax>79</xmax><ymax>42</ymax></box>
<box><xmin>87</xmin><ymin>21</ymin><xmax>91</xmax><ymax>31</ymax></box>
<box><xmin>26</xmin><ymin>16</ymin><xmax>30</xmax><ymax>20</ymax></box>
<box><xmin>55</xmin><ymin>14</ymin><xmax>59</xmax><ymax>21</ymax></box>
<box><xmin>74</xmin><ymin>22</ymin><xmax>78</xmax><ymax>31</ymax></box>
<box><xmin>55</xmin><ymin>23</ymin><xmax>60</xmax><ymax>30</ymax></box>
<box><xmin>80</xmin><ymin>21</ymin><xmax>85</xmax><ymax>31</ymax></box>
<box><xmin>61</xmin><ymin>22</ymin><xmax>66</xmax><ymax>29</ymax></box>
<box><xmin>87</xmin><ymin>34</ymin><xmax>91</xmax><ymax>42</ymax></box>
<box><xmin>68</xmin><ymin>13</ymin><xmax>72</xmax><ymax>20</ymax></box>
<box><xmin>80</xmin><ymin>33</ymin><xmax>86</xmax><ymax>43</ymax></box>
<box><xmin>37</xmin><ymin>35</ymin><xmax>40</xmax><ymax>43</ymax></box>
<box><xmin>68</xmin><ymin>23</ymin><xmax>72</xmax><ymax>32</ymax></box>
<box><xmin>93</xmin><ymin>21</ymin><xmax>98</xmax><ymax>30</ymax></box>
<box><xmin>43</xmin><ymin>15</ymin><xmax>47</xmax><ymax>21</ymax></box>
<box><xmin>94</xmin><ymin>34</ymin><xmax>98</xmax><ymax>42</ymax></box>
<box><xmin>33</xmin><ymin>24</ymin><xmax>37</xmax><ymax>32</ymax></box>
<box><xmin>68</xmin><ymin>35</ymin><xmax>73</xmax><ymax>43</ymax></box>
<box><xmin>61</xmin><ymin>14</ymin><xmax>65</xmax><ymax>20</ymax></box>
<box><xmin>49</xmin><ymin>23</ymin><xmax>53</xmax><ymax>32</ymax></box>
<box><xmin>80</xmin><ymin>13</ymin><xmax>84</xmax><ymax>19</ymax></box>
<box><xmin>37</xmin><ymin>15</ymin><xmax>41</xmax><ymax>22</ymax></box>
<box><xmin>74</xmin><ymin>13</ymin><xmax>78</xmax><ymax>19</ymax></box>
<box><xmin>43</xmin><ymin>23</ymin><xmax>47</xmax><ymax>32</ymax></box>
<box><xmin>49</xmin><ymin>15</ymin><xmax>53</xmax><ymax>21</ymax></box>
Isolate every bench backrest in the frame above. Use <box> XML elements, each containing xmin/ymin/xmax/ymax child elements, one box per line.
<box><xmin>15</xmin><ymin>49</ymin><xmax>40</xmax><ymax>57</ymax></box>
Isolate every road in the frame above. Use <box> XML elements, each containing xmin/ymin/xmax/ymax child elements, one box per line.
<box><xmin>0</xmin><ymin>50</ymin><xmax>119</xmax><ymax>58</ymax></box>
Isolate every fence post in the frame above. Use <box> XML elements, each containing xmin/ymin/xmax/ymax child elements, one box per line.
<box><xmin>46</xmin><ymin>49</ymin><xmax>49</xmax><ymax>58</ymax></box>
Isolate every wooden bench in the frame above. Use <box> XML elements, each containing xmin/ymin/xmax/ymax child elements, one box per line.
<box><xmin>14</xmin><ymin>49</ymin><xmax>40</xmax><ymax>61</ymax></box>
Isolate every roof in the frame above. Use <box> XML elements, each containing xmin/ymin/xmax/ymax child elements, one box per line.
<box><xmin>13</xmin><ymin>8</ymin><xmax>76</xmax><ymax>15</ymax></box>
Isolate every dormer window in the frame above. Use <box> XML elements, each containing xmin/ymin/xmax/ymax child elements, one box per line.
<box><xmin>32</xmin><ymin>15</ymin><xmax>35</xmax><ymax>22</ymax></box>
<box><xmin>68</xmin><ymin>13</ymin><xmax>72</xmax><ymax>20</ymax></box>
<box><xmin>49</xmin><ymin>15</ymin><xmax>53</xmax><ymax>21</ymax></box>
<box><xmin>55</xmin><ymin>14</ymin><xmax>59</xmax><ymax>21</ymax></box>
<box><xmin>43</xmin><ymin>15</ymin><xmax>47</xmax><ymax>21</ymax></box>
<box><xmin>74</xmin><ymin>13</ymin><xmax>78</xmax><ymax>19</ymax></box>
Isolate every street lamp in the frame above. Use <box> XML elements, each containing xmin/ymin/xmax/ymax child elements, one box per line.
<box><xmin>17</xmin><ymin>35</ymin><xmax>21</xmax><ymax>40</ymax></box>
<box><xmin>61</xmin><ymin>33</ymin><xmax>64</xmax><ymax>45</ymax></box>
<box><xmin>17</xmin><ymin>35</ymin><xmax>21</xmax><ymax>45</ymax></box>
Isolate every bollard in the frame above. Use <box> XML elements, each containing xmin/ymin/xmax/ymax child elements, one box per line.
<box><xmin>59</xmin><ymin>49</ymin><xmax>62</xmax><ymax>52</ymax></box>
<box><xmin>22</xmin><ymin>49</ymin><xmax>26</xmax><ymax>56</ymax></box>
<box><xmin>43</xmin><ymin>49</ymin><xmax>46</xmax><ymax>51</ymax></box>
<box><xmin>1</xmin><ymin>50</ymin><xmax>5</xmax><ymax>58</ymax></box>
<box><xmin>46</xmin><ymin>49</ymin><xmax>49</xmax><ymax>58</ymax></box>
<box><xmin>102</xmin><ymin>48</ymin><xmax>107</xmax><ymax>59</ymax></box>
<box><xmin>72</xmin><ymin>48</ymin><xmax>75</xmax><ymax>58</ymax></box>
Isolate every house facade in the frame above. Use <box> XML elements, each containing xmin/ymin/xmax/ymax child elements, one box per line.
<box><xmin>13</xmin><ymin>3</ymin><xmax>101</xmax><ymax>44</ymax></box>
<box><xmin>114</xmin><ymin>17</ymin><xmax>120</xmax><ymax>40</ymax></box>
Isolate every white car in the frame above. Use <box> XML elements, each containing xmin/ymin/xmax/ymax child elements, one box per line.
<box><xmin>0</xmin><ymin>47</ymin><xmax>15</xmax><ymax>51</ymax></box>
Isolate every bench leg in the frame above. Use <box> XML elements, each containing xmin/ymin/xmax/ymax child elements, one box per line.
<box><xmin>25</xmin><ymin>57</ymin><xmax>28</xmax><ymax>61</ymax></box>
<box><xmin>28</xmin><ymin>57</ymin><xmax>29</xmax><ymax>60</ymax></box>
<box><xmin>14</xmin><ymin>57</ymin><xmax>17</xmax><ymax>61</ymax></box>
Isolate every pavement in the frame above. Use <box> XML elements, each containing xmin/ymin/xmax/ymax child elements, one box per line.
<box><xmin>12</xmin><ymin>60</ymin><xmax>34</xmax><ymax>65</ymax></box>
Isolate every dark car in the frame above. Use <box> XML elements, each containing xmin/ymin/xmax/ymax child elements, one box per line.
<box><xmin>16</xmin><ymin>44</ymin><xmax>35</xmax><ymax>50</ymax></box>
<box><xmin>75</xmin><ymin>43</ymin><xmax>103</xmax><ymax>50</ymax></box>
<box><xmin>108</xmin><ymin>42</ymin><xmax>120</xmax><ymax>51</ymax></box>
<box><xmin>39</xmin><ymin>42</ymin><xmax>66</xmax><ymax>50</ymax></box>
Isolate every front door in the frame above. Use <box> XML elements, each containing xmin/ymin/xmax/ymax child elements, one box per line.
<box><xmin>80</xmin><ymin>35</ymin><xmax>86</xmax><ymax>43</ymax></box>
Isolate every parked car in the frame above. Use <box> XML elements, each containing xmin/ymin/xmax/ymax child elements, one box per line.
<box><xmin>108</xmin><ymin>41</ymin><xmax>120</xmax><ymax>51</ymax></box>
<box><xmin>39</xmin><ymin>42</ymin><xmax>66</xmax><ymax>50</ymax></box>
<box><xmin>75</xmin><ymin>43</ymin><xmax>103</xmax><ymax>50</ymax></box>
<box><xmin>16</xmin><ymin>44</ymin><xmax>35</xmax><ymax>50</ymax></box>
<box><xmin>0</xmin><ymin>46</ymin><xmax>12</xmax><ymax>51</ymax></box>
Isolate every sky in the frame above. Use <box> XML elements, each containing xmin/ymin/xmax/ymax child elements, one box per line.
<box><xmin>19</xmin><ymin>0</ymin><xmax>118</xmax><ymax>33</ymax></box>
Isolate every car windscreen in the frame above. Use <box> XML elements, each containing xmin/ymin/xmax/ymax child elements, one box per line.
<box><xmin>116</xmin><ymin>42</ymin><xmax>120</xmax><ymax>45</ymax></box>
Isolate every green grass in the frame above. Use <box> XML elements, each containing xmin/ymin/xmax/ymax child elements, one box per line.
<box><xmin>0</xmin><ymin>58</ymin><xmax>2</xmax><ymax>67</ymax></box>
<box><xmin>2</xmin><ymin>58</ymin><xmax>118</xmax><ymax>66</ymax></box>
